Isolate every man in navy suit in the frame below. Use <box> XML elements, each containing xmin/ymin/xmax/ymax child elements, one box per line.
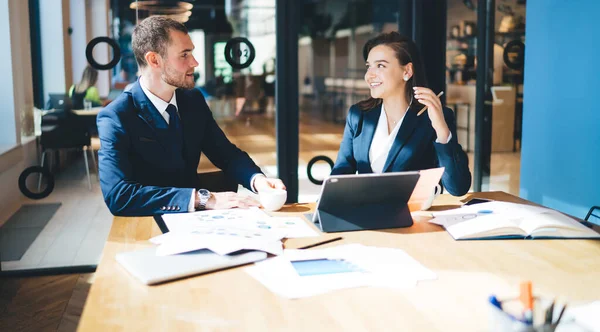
<box><xmin>97</xmin><ymin>17</ymin><xmax>285</xmax><ymax>216</ymax></box>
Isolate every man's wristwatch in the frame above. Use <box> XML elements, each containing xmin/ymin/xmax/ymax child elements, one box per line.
<box><xmin>196</xmin><ymin>189</ymin><xmax>211</xmax><ymax>210</ymax></box>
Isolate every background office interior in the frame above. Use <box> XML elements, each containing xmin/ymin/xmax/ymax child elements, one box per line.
<box><xmin>0</xmin><ymin>0</ymin><xmax>598</xmax><ymax>275</ymax></box>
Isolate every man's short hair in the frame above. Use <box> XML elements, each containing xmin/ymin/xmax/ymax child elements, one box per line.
<box><xmin>132</xmin><ymin>16</ymin><xmax>188</xmax><ymax>68</ymax></box>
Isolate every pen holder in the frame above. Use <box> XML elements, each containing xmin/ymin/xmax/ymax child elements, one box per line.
<box><xmin>488</xmin><ymin>297</ymin><xmax>558</xmax><ymax>332</ymax></box>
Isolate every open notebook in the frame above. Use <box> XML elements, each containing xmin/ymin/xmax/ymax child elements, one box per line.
<box><xmin>429</xmin><ymin>201</ymin><xmax>600</xmax><ymax>240</ymax></box>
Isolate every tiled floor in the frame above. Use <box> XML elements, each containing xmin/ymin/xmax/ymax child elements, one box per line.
<box><xmin>1</xmin><ymin>155</ymin><xmax>113</xmax><ymax>271</ymax></box>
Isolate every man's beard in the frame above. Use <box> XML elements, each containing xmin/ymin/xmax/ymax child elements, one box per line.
<box><xmin>161</xmin><ymin>64</ymin><xmax>194</xmax><ymax>89</ymax></box>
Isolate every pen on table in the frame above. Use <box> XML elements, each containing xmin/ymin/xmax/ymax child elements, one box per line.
<box><xmin>298</xmin><ymin>237</ymin><xmax>343</xmax><ymax>249</ymax></box>
<box><xmin>519</xmin><ymin>281</ymin><xmax>534</xmax><ymax>325</ymax></box>
<box><xmin>489</xmin><ymin>295</ymin><xmax>502</xmax><ymax>310</ymax></box>
<box><xmin>417</xmin><ymin>91</ymin><xmax>445</xmax><ymax>116</ymax></box>
<box><xmin>554</xmin><ymin>304</ymin><xmax>567</xmax><ymax>325</ymax></box>
<box><xmin>544</xmin><ymin>299</ymin><xmax>555</xmax><ymax>324</ymax></box>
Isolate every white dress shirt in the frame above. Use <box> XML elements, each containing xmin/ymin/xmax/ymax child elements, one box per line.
<box><xmin>369</xmin><ymin>103</ymin><xmax>406</xmax><ymax>173</ymax></box>
<box><xmin>139</xmin><ymin>77</ymin><xmax>179</xmax><ymax>125</ymax></box>
<box><xmin>139</xmin><ymin>78</ymin><xmax>263</xmax><ymax>211</ymax></box>
<box><xmin>369</xmin><ymin>103</ymin><xmax>452</xmax><ymax>174</ymax></box>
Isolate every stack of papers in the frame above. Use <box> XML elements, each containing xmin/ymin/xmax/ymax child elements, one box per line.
<box><xmin>246</xmin><ymin>244</ymin><xmax>436</xmax><ymax>299</ymax></box>
<box><xmin>151</xmin><ymin>208</ymin><xmax>319</xmax><ymax>256</ymax></box>
<box><xmin>562</xmin><ymin>301</ymin><xmax>600</xmax><ymax>332</ymax></box>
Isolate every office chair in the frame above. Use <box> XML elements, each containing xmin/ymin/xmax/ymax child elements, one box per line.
<box><xmin>584</xmin><ymin>206</ymin><xmax>600</xmax><ymax>227</ymax></box>
<box><xmin>37</xmin><ymin>108</ymin><xmax>96</xmax><ymax>191</ymax></box>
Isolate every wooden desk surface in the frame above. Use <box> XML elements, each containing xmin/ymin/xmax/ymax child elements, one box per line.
<box><xmin>79</xmin><ymin>192</ymin><xmax>600</xmax><ymax>331</ymax></box>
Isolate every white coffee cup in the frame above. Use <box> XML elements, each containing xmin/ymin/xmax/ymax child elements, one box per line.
<box><xmin>421</xmin><ymin>184</ymin><xmax>442</xmax><ymax>211</ymax></box>
<box><xmin>259</xmin><ymin>189</ymin><xmax>287</xmax><ymax>211</ymax></box>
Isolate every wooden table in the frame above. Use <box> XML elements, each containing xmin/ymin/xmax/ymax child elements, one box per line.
<box><xmin>78</xmin><ymin>192</ymin><xmax>600</xmax><ymax>331</ymax></box>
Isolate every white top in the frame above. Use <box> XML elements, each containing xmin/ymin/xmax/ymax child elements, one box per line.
<box><xmin>369</xmin><ymin>103</ymin><xmax>406</xmax><ymax>173</ymax></box>
<box><xmin>369</xmin><ymin>103</ymin><xmax>452</xmax><ymax>174</ymax></box>
<box><xmin>139</xmin><ymin>77</ymin><xmax>179</xmax><ymax>124</ymax></box>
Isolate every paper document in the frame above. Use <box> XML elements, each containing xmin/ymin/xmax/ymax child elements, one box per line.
<box><xmin>246</xmin><ymin>244</ymin><xmax>437</xmax><ymax>299</ymax></box>
<box><xmin>161</xmin><ymin>208</ymin><xmax>271</xmax><ymax>233</ymax></box>
<box><xmin>154</xmin><ymin>230</ymin><xmax>284</xmax><ymax>256</ymax></box>
<box><xmin>561</xmin><ymin>301</ymin><xmax>600</xmax><ymax>332</ymax></box>
<box><xmin>154</xmin><ymin>208</ymin><xmax>319</xmax><ymax>256</ymax></box>
<box><xmin>161</xmin><ymin>208</ymin><xmax>318</xmax><ymax>238</ymax></box>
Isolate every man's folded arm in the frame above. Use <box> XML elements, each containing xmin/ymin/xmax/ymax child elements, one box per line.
<box><xmin>97</xmin><ymin>111</ymin><xmax>192</xmax><ymax>216</ymax></box>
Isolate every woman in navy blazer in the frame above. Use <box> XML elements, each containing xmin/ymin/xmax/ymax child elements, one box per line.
<box><xmin>331</xmin><ymin>32</ymin><xmax>471</xmax><ymax>196</ymax></box>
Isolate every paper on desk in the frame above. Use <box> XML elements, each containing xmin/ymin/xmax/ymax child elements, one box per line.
<box><xmin>246</xmin><ymin>244</ymin><xmax>436</xmax><ymax>299</ymax></box>
<box><xmin>161</xmin><ymin>207</ymin><xmax>271</xmax><ymax>233</ymax></box>
<box><xmin>560</xmin><ymin>301</ymin><xmax>600</xmax><ymax>332</ymax></box>
<box><xmin>408</xmin><ymin>167</ymin><xmax>445</xmax><ymax>211</ymax></box>
<box><xmin>154</xmin><ymin>228</ymin><xmax>284</xmax><ymax>256</ymax></box>
<box><xmin>160</xmin><ymin>208</ymin><xmax>318</xmax><ymax>239</ymax></box>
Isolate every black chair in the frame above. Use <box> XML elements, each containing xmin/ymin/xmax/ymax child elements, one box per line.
<box><xmin>585</xmin><ymin>206</ymin><xmax>600</xmax><ymax>227</ymax></box>
<box><xmin>38</xmin><ymin>108</ymin><xmax>95</xmax><ymax>191</ymax></box>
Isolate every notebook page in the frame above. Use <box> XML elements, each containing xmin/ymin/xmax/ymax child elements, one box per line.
<box><xmin>445</xmin><ymin>214</ymin><xmax>526</xmax><ymax>239</ymax></box>
<box><xmin>521</xmin><ymin>211</ymin><xmax>600</xmax><ymax>238</ymax></box>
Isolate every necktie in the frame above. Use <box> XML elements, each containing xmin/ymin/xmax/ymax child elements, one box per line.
<box><xmin>165</xmin><ymin>103</ymin><xmax>183</xmax><ymax>154</ymax></box>
<box><xmin>165</xmin><ymin>104</ymin><xmax>181</xmax><ymax>133</ymax></box>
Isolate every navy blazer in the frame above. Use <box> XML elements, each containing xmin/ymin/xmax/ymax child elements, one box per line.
<box><xmin>331</xmin><ymin>104</ymin><xmax>471</xmax><ymax>196</ymax></box>
<box><xmin>97</xmin><ymin>81</ymin><xmax>261</xmax><ymax>216</ymax></box>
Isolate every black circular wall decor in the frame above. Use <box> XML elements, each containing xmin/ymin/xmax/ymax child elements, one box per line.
<box><xmin>18</xmin><ymin>166</ymin><xmax>55</xmax><ymax>199</ymax></box>
<box><xmin>86</xmin><ymin>37</ymin><xmax>121</xmax><ymax>70</ymax></box>
<box><xmin>503</xmin><ymin>40</ymin><xmax>525</xmax><ymax>70</ymax></box>
<box><xmin>224</xmin><ymin>37</ymin><xmax>256</xmax><ymax>69</ymax></box>
<box><xmin>307</xmin><ymin>156</ymin><xmax>334</xmax><ymax>185</ymax></box>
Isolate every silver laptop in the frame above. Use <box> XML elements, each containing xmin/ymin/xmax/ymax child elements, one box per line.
<box><xmin>116</xmin><ymin>247</ymin><xmax>267</xmax><ymax>285</ymax></box>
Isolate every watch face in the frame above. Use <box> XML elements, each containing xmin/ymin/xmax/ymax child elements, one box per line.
<box><xmin>198</xmin><ymin>189</ymin><xmax>210</xmax><ymax>198</ymax></box>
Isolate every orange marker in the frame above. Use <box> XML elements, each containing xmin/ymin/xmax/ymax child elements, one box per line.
<box><xmin>520</xmin><ymin>281</ymin><xmax>534</xmax><ymax>324</ymax></box>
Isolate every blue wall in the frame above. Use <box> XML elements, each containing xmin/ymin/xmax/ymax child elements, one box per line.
<box><xmin>520</xmin><ymin>0</ymin><xmax>600</xmax><ymax>217</ymax></box>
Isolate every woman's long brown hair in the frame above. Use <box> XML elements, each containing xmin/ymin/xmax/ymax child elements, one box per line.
<box><xmin>357</xmin><ymin>31</ymin><xmax>428</xmax><ymax>112</ymax></box>
<box><xmin>75</xmin><ymin>66</ymin><xmax>99</xmax><ymax>94</ymax></box>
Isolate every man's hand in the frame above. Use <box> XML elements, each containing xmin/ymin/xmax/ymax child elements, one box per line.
<box><xmin>205</xmin><ymin>192</ymin><xmax>261</xmax><ymax>210</ymax></box>
<box><xmin>254</xmin><ymin>176</ymin><xmax>286</xmax><ymax>193</ymax></box>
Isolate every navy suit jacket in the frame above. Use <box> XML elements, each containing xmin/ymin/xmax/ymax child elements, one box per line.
<box><xmin>97</xmin><ymin>81</ymin><xmax>262</xmax><ymax>216</ymax></box>
<box><xmin>331</xmin><ymin>104</ymin><xmax>471</xmax><ymax>196</ymax></box>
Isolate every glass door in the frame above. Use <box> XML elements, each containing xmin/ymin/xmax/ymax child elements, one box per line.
<box><xmin>119</xmin><ymin>0</ymin><xmax>279</xmax><ymax>195</ymax></box>
<box><xmin>295</xmin><ymin>0</ymin><xmax>412</xmax><ymax>202</ymax></box>
<box><xmin>446</xmin><ymin>0</ymin><xmax>526</xmax><ymax>194</ymax></box>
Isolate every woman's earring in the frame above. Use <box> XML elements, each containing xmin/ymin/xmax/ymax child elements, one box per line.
<box><xmin>404</xmin><ymin>76</ymin><xmax>409</xmax><ymax>81</ymax></box>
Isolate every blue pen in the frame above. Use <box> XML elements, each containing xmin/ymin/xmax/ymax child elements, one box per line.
<box><xmin>489</xmin><ymin>295</ymin><xmax>503</xmax><ymax>310</ymax></box>
<box><xmin>490</xmin><ymin>296</ymin><xmax>524</xmax><ymax>323</ymax></box>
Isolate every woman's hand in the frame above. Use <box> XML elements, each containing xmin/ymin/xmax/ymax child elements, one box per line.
<box><xmin>413</xmin><ymin>87</ymin><xmax>450</xmax><ymax>143</ymax></box>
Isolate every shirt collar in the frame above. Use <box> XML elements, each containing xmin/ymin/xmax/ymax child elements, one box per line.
<box><xmin>139</xmin><ymin>76</ymin><xmax>178</xmax><ymax>115</ymax></box>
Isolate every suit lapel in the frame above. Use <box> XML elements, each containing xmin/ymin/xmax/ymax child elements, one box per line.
<box><xmin>382</xmin><ymin>108</ymin><xmax>420</xmax><ymax>172</ymax></box>
<box><xmin>357</xmin><ymin>105</ymin><xmax>381</xmax><ymax>172</ymax></box>
<box><xmin>131</xmin><ymin>81</ymin><xmax>171</xmax><ymax>150</ymax></box>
